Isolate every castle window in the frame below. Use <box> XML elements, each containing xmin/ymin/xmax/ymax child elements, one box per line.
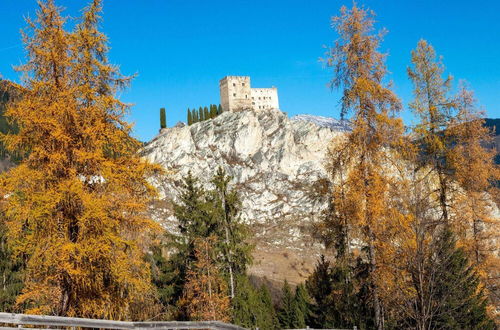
<box><xmin>252</xmin><ymin>102</ymin><xmax>255</xmax><ymax>105</ymax></box>
<box><xmin>246</xmin><ymin>95</ymin><xmax>248</xmax><ymax>98</ymax></box>
<box><xmin>242</xmin><ymin>83</ymin><xmax>245</xmax><ymax>86</ymax></box>
<box><xmin>233</xmin><ymin>93</ymin><xmax>236</xmax><ymax>97</ymax></box>
<box><xmin>258</xmin><ymin>97</ymin><xmax>261</xmax><ymax>100</ymax></box>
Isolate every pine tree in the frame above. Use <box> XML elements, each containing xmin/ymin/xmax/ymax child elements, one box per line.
<box><xmin>0</xmin><ymin>0</ymin><xmax>160</xmax><ymax>318</ymax></box>
<box><xmin>258</xmin><ymin>283</ymin><xmax>280</xmax><ymax>329</ymax></box>
<box><xmin>179</xmin><ymin>236</ymin><xmax>230</xmax><ymax>322</ymax></box>
<box><xmin>323</xmin><ymin>5</ymin><xmax>404</xmax><ymax>328</ymax></box>
<box><xmin>209</xmin><ymin>167</ymin><xmax>252</xmax><ymax>299</ymax></box>
<box><xmin>160</xmin><ymin>107</ymin><xmax>166</xmax><ymax>129</ymax></box>
<box><xmin>0</xmin><ymin>219</ymin><xmax>23</xmax><ymax>312</ymax></box>
<box><xmin>294</xmin><ymin>284</ymin><xmax>311</xmax><ymax>328</ymax></box>
<box><xmin>278</xmin><ymin>280</ymin><xmax>299</xmax><ymax>328</ymax></box>
<box><xmin>231</xmin><ymin>276</ymin><xmax>279</xmax><ymax>329</ymax></box>
<box><xmin>218</xmin><ymin>104</ymin><xmax>223</xmax><ymax>115</ymax></box>
<box><xmin>427</xmin><ymin>229</ymin><xmax>494</xmax><ymax>329</ymax></box>
<box><xmin>187</xmin><ymin>108</ymin><xmax>192</xmax><ymax>125</ymax></box>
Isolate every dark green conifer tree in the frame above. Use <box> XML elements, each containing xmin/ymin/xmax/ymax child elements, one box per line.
<box><xmin>210</xmin><ymin>104</ymin><xmax>217</xmax><ymax>119</ymax></box>
<box><xmin>198</xmin><ymin>106</ymin><xmax>204</xmax><ymax>122</ymax></box>
<box><xmin>193</xmin><ymin>109</ymin><xmax>199</xmax><ymax>123</ymax></box>
<box><xmin>218</xmin><ymin>104</ymin><xmax>223</xmax><ymax>115</ymax></box>
<box><xmin>0</xmin><ymin>220</ymin><xmax>23</xmax><ymax>312</ymax></box>
<box><xmin>278</xmin><ymin>280</ymin><xmax>299</xmax><ymax>328</ymax></box>
<box><xmin>160</xmin><ymin>107</ymin><xmax>166</xmax><ymax>129</ymax></box>
<box><xmin>294</xmin><ymin>283</ymin><xmax>312</xmax><ymax>328</ymax></box>
<box><xmin>203</xmin><ymin>106</ymin><xmax>209</xmax><ymax>121</ymax></box>
<box><xmin>231</xmin><ymin>275</ymin><xmax>280</xmax><ymax>329</ymax></box>
<box><xmin>209</xmin><ymin>167</ymin><xmax>252</xmax><ymax>299</ymax></box>
<box><xmin>187</xmin><ymin>108</ymin><xmax>192</xmax><ymax>125</ymax></box>
<box><xmin>424</xmin><ymin>229</ymin><xmax>495</xmax><ymax>329</ymax></box>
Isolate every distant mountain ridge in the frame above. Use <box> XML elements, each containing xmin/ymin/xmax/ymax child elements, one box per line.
<box><xmin>290</xmin><ymin>114</ymin><xmax>351</xmax><ymax>132</ymax></box>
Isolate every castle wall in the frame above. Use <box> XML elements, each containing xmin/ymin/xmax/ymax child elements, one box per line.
<box><xmin>250</xmin><ymin>88</ymin><xmax>279</xmax><ymax>111</ymax></box>
<box><xmin>220</xmin><ymin>76</ymin><xmax>279</xmax><ymax>112</ymax></box>
<box><xmin>219</xmin><ymin>76</ymin><xmax>252</xmax><ymax>112</ymax></box>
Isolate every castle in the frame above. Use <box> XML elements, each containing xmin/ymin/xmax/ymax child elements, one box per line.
<box><xmin>219</xmin><ymin>76</ymin><xmax>279</xmax><ymax>112</ymax></box>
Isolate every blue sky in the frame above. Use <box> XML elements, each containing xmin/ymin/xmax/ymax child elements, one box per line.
<box><xmin>1</xmin><ymin>0</ymin><xmax>499</xmax><ymax>141</ymax></box>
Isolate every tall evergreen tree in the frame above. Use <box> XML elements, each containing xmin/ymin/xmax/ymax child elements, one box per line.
<box><xmin>187</xmin><ymin>108</ymin><xmax>192</xmax><ymax>125</ymax></box>
<box><xmin>420</xmin><ymin>229</ymin><xmax>494</xmax><ymax>329</ymax></box>
<box><xmin>209</xmin><ymin>167</ymin><xmax>252</xmax><ymax>299</ymax></box>
<box><xmin>294</xmin><ymin>284</ymin><xmax>311</xmax><ymax>328</ymax></box>
<box><xmin>278</xmin><ymin>280</ymin><xmax>299</xmax><ymax>328</ymax></box>
<box><xmin>0</xmin><ymin>219</ymin><xmax>23</xmax><ymax>312</ymax></box>
<box><xmin>218</xmin><ymin>104</ymin><xmax>223</xmax><ymax>115</ymax></box>
<box><xmin>198</xmin><ymin>106</ymin><xmax>204</xmax><ymax>122</ymax></box>
<box><xmin>231</xmin><ymin>275</ymin><xmax>279</xmax><ymax>329</ymax></box>
<box><xmin>210</xmin><ymin>104</ymin><xmax>217</xmax><ymax>119</ymax></box>
<box><xmin>203</xmin><ymin>106</ymin><xmax>209</xmax><ymax>121</ymax></box>
<box><xmin>193</xmin><ymin>109</ymin><xmax>199</xmax><ymax>123</ymax></box>
<box><xmin>160</xmin><ymin>107</ymin><xmax>166</xmax><ymax>129</ymax></box>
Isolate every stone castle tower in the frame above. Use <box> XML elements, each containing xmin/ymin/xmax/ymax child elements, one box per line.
<box><xmin>219</xmin><ymin>76</ymin><xmax>279</xmax><ymax>112</ymax></box>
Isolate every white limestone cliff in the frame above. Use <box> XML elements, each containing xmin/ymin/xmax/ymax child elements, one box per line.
<box><xmin>141</xmin><ymin>108</ymin><xmax>347</xmax><ymax>284</ymax></box>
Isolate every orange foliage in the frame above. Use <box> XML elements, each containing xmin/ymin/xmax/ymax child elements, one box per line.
<box><xmin>179</xmin><ymin>236</ymin><xmax>230</xmax><ymax>322</ymax></box>
<box><xmin>0</xmin><ymin>0</ymin><xmax>161</xmax><ymax>319</ymax></box>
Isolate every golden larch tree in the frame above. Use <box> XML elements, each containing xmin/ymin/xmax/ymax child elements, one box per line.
<box><xmin>323</xmin><ymin>4</ymin><xmax>404</xmax><ymax>329</ymax></box>
<box><xmin>179</xmin><ymin>236</ymin><xmax>230</xmax><ymax>322</ymax></box>
<box><xmin>0</xmin><ymin>0</ymin><xmax>161</xmax><ymax>318</ymax></box>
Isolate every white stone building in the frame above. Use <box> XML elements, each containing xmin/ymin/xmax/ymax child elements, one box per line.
<box><xmin>219</xmin><ymin>76</ymin><xmax>279</xmax><ymax>112</ymax></box>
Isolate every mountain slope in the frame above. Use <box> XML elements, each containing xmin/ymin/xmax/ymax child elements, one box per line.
<box><xmin>141</xmin><ymin>109</ymin><xmax>344</xmax><ymax>284</ymax></box>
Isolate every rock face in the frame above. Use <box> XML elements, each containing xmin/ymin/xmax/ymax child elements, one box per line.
<box><xmin>141</xmin><ymin>108</ymin><xmax>346</xmax><ymax>284</ymax></box>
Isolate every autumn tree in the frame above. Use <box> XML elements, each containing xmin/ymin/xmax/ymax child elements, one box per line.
<box><xmin>0</xmin><ymin>0</ymin><xmax>160</xmax><ymax>318</ymax></box>
<box><xmin>408</xmin><ymin>40</ymin><xmax>500</xmax><ymax>315</ymax></box>
<box><xmin>448</xmin><ymin>82</ymin><xmax>500</xmax><ymax>303</ymax></box>
<box><xmin>407</xmin><ymin>40</ymin><xmax>455</xmax><ymax>225</ymax></box>
<box><xmin>322</xmin><ymin>4</ymin><xmax>404</xmax><ymax>328</ymax></box>
<box><xmin>179</xmin><ymin>236</ymin><xmax>230</xmax><ymax>322</ymax></box>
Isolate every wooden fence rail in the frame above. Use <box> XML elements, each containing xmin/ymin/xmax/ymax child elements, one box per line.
<box><xmin>0</xmin><ymin>312</ymin><xmax>245</xmax><ymax>330</ymax></box>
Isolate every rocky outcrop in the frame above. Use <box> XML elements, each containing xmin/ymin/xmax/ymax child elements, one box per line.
<box><xmin>141</xmin><ymin>108</ymin><xmax>347</xmax><ymax>284</ymax></box>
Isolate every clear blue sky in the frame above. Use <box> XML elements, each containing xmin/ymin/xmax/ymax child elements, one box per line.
<box><xmin>1</xmin><ymin>0</ymin><xmax>499</xmax><ymax>141</ymax></box>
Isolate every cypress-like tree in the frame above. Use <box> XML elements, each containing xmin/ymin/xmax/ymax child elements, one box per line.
<box><xmin>198</xmin><ymin>106</ymin><xmax>204</xmax><ymax>122</ymax></box>
<box><xmin>218</xmin><ymin>104</ymin><xmax>223</xmax><ymax>115</ymax></box>
<box><xmin>187</xmin><ymin>108</ymin><xmax>192</xmax><ymax>125</ymax></box>
<box><xmin>193</xmin><ymin>109</ymin><xmax>199</xmax><ymax>123</ymax></box>
<box><xmin>160</xmin><ymin>107</ymin><xmax>166</xmax><ymax>129</ymax></box>
<box><xmin>203</xmin><ymin>106</ymin><xmax>209</xmax><ymax>121</ymax></box>
<box><xmin>210</xmin><ymin>104</ymin><xmax>217</xmax><ymax>119</ymax></box>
